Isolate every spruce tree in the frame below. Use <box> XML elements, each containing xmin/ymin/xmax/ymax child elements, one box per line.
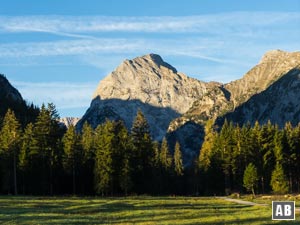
<box><xmin>81</xmin><ymin>122</ymin><xmax>95</xmax><ymax>194</ymax></box>
<box><xmin>33</xmin><ymin>103</ymin><xmax>63</xmax><ymax>194</ymax></box>
<box><xmin>160</xmin><ymin>138</ymin><xmax>172</xmax><ymax>170</ymax></box>
<box><xmin>199</xmin><ymin>120</ymin><xmax>216</xmax><ymax>171</ymax></box>
<box><xmin>19</xmin><ymin>123</ymin><xmax>37</xmax><ymax>194</ymax></box>
<box><xmin>270</xmin><ymin>163</ymin><xmax>289</xmax><ymax>194</ymax></box>
<box><xmin>0</xmin><ymin>109</ymin><xmax>21</xmax><ymax>194</ymax></box>
<box><xmin>62</xmin><ymin>125</ymin><xmax>82</xmax><ymax>195</ymax></box>
<box><xmin>243</xmin><ymin>163</ymin><xmax>258</xmax><ymax>197</ymax></box>
<box><xmin>174</xmin><ymin>142</ymin><xmax>184</xmax><ymax>176</ymax></box>
<box><xmin>94</xmin><ymin>121</ymin><xmax>114</xmax><ymax>195</ymax></box>
<box><xmin>131</xmin><ymin>110</ymin><xmax>154</xmax><ymax>193</ymax></box>
<box><xmin>114</xmin><ymin>121</ymin><xmax>132</xmax><ymax>195</ymax></box>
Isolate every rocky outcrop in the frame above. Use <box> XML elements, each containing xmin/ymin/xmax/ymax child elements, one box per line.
<box><xmin>0</xmin><ymin>74</ymin><xmax>23</xmax><ymax>102</ymax></box>
<box><xmin>77</xmin><ymin>54</ymin><xmax>216</xmax><ymax>139</ymax></box>
<box><xmin>60</xmin><ymin>117</ymin><xmax>80</xmax><ymax>128</ymax></box>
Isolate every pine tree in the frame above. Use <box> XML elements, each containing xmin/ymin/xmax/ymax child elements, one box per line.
<box><xmin>270</xmin><ymin>163</ymin><xmax>289</xmax><ymax>194</ymax></box>
<box><xmin>243</xmin><ymin>163</ymin><xmax>258</xmax><ymax>197</ymax></box>
<box><xmin>0</xmin><ymin>109</ymin><xmax>21</xmax><ymax>194</ymax></box>
<box><xmin>174</xmin><ymin>142</ymin><xmax>184</xmax><ymax>176</ymax></box>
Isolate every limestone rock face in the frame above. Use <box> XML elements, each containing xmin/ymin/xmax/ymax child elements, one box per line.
<box><xmin>226</xmin><ymin>67</ymin><xmax>300</xmax><ymax>127</ymax></box>
<box><xmin>77</xmin><ymin>54</ymin><xmax>215</xmax><ymax>140</ymax></box>
<box><xmin>59</xmin><ymin>117</ymin><xmax>80</xmax><ymax>128</ymax></box>
<box><xmin>170</xmin><ymin>50</ymin><xmax>300</xmax><ymax>128</ymax></box>
<box><xmin>225</xmin><ymin>50</ymin><xmax>300</xmax><ymax>108</ymax></box>
<box><xmin>167</xmin><ymin>50</ymin><xmax>300</xmax><ymax>162</ymax></box>
<box><xmin>92</xmin><ymin>54</ymin><xmax>209</xmax><ymax>114</ymax></box>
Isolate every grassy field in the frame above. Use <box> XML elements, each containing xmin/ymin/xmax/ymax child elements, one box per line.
<box><xmin>0</xmin><ymin>196</ymin><xmax>299</xmax><ymax>224</ymax></box>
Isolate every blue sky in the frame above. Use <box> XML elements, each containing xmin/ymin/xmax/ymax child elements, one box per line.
<box><xmin>1</xmin><ymin>0</ymin><xmax>300</xmax><ymax>117</ymax></box>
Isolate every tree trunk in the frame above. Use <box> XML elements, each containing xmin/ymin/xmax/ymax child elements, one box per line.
<box><xmin>13</xmin><ymin>149</ymin><xmax>18</xmax><ymax>195</ymax></box>
<box><xmin>251</xmin><ymin>186</ymin><xmax>255</xmax><ymax>198</ymax></box>
<box><xmin>72</xmin><ymin>162</ymin><xmax>76</xmax><ymax>195</ymax></box>
<box><xmin>261</xmin><ymin>176</ymin><xmax>264</xmax><ymax>194</ymax></box>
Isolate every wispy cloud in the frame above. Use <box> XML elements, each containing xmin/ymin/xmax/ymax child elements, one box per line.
<box><xmin>0</xmin><ymin>39</ymin><xmax>145</xmax><ymax>57</ymax></box>
<box><xmin>0</xmin><ymin>12</ymin><xmax>299</xmax><ymax>34</ymax></box>
<box><xmin>2</xmin><ymin>11</ymin><xmax>300</xmax><ymax>117</ymax></box>
<box><xmin>13</xmin><ymin>81</ymin><xmax>96</xmax><ymax>111</ymax></box>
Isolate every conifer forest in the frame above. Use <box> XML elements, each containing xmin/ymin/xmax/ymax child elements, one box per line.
<box><xmin>1</xmin><ymin>105</ymin><xmax>300</xmax><ymax>196</ymax></box>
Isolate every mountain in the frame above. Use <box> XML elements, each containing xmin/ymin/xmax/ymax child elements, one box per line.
<box><xmin>77</xmin><ymin>54</ymin><xmax>217</xmax><ymax>139</ymax></box>
<box><xmin>0</xmin><ymin>74</ymin><xmax>39</xmax><ymax>126</ymax></box>
<box><xmin>167</xmin><ymin>50</ymin><xmax>300</xmax><ymax>161</ymax></box>
<box><xmin>78</xmin><ymin>50</ymin><xmax>300</xmax><ymax>164</ymax></box>
<box><xmin>170</xmin><ymin>50</ymin><xmax>300</xmax><ymax>129</ymax></box>
<box><xmin>225</xmin><ymin>67</ymin><xmax>300</xmax><ymax>127</ymax></box>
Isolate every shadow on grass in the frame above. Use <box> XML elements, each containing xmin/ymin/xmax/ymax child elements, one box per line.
<box><xmin>0</xmin><ymin>196</ymin><xmax>298</xmax><ymax>224</ymax></box>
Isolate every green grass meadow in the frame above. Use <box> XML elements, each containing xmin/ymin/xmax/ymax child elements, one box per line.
<box><xmin>0</xmin><ymin>196</ymin><xmax>299</xmax><ymax>224</ymax></box>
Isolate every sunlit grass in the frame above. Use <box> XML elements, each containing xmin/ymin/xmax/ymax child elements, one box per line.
<box><xmin>237</xmin><ymin>194</ymin><xmax>300</xmax><ymax>207</ymax></box>
<box><xmin>0</xmin><ymin>196</ymin><xmax>299</xmax><ymax>224</ymax></box>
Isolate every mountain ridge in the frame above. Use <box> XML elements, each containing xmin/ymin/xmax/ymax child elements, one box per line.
<box><xmin>78</xmin><ymin>50</ymin><xmax>300</xmax><ymax>162</ymax></box>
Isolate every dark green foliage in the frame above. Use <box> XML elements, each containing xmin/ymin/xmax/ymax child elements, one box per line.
<box><xmin>0</xmin><ymin>103</ymin><xmax>300</xmax><ymax>196</ymax></box>
<box><xmin>94</xmin><ymin>120</ymin><xmax>133</xmax><ymax>195</ymax></box>
<box><xmin>198</xmin><ymin>120</ymin><xmax>300</xmax><ymax>195</ymax></box>
<box><xmin>270</xmin><ymin>163</ymin><xmax>289</xmax><ymax>194</ymax></box>
<box><xmin>80</xmin><ymin>122</ymin><xmax>95</xmax><ymax>194</ymax></box>
<box><xmin>0</xmin><ymin>109</ymin><xmax>21</xmax><ymax>194</ymax></box>
<box><xmin>130</xmin><ymin>110</ymin><xmax>154</xmax><ymax>194</ymax></box>
<box><xmin>62</xmin><ymin>125</ymin><xmax>82</xmax><ymax>195</ymax></box>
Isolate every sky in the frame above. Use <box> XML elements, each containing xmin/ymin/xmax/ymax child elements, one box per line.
<box><xmin>1</xmin><ymin>0</ymin><xmax>300</xmax><ymax>117</ymax></box>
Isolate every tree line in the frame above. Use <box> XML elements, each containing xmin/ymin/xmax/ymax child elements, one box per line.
<box><xmin>199</xmin><ymin>120</ymin><xmax>300</xmax><ymax>195</ymax></box>
<box><xmin>1</xmin><ymin>104</ymin><xmax>300</xmax><ymax>196</ymax></box>
<box><xmin>0</xmin><ymin>106</ymin><xmax>185</xmax><ymax>195</ymax></box>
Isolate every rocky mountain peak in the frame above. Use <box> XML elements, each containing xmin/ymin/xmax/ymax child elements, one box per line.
<box><xmin>92</xmin><ymin>54</ymin><xmax>210</xmax><ymax>114</ymax></box>
<box><xmin>138</xmin><ymin>53</ymin><xmax>178</xmax><ymax>73</ymax></box>
<box><xmin>78</xmin><ymin>54</ymin><xmax>215</xmax><ymax>140</ymax></box>
<box><xmin>225</xmin><ymin>50</ymin><xmax>300</xmax><ymax>107</ymax></box>
<box><xmin>259</xmin><ymin>49</ymin><xmax>300</xmax><ymax>64</ymax></box>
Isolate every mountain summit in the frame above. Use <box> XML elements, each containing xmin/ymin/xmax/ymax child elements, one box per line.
<box><xmin>78</xmin><ymin>54</ymin><xmax>216</xmax><ymax>139</ymax></box>
<box><xmin>92</xmin><ymin>53</ymin><xmax>210</xmax><ymax>114</ymax></box>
